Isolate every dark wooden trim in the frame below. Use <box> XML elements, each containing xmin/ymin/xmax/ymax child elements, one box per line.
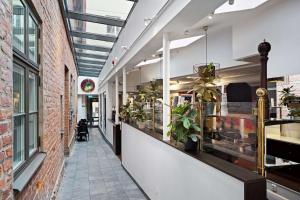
<box><xmin>113</xmin><ymin>124</ymin><xmax>121</xmax><ymax>155</ymax></box>
<box><xmin>121</xmin><ymin>164</ymin><xmax>151</xmax><ymax>200</ymax></box>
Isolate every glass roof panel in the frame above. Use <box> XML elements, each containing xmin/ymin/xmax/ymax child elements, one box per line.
<box><xmin>67</xmin><ymin>0</ymin><xmax>134</xmax><ymax>20</ymax></box>
<box><xmin>73</xmin><ymin>37</ymin><xmax>113</xmax><ymax>48</ymax></box>
<box><xmin>76</xmin><ymin>56</ymin><xmax>106</xmax><ymax>62</ymax></box>
<box><xmin>70</xmin><ymin>19</ymin><xmax>120</xmax><ymax>36</ymax></box>
<box><xmin>75</xmin><ymin>49</ymin><xmax>109</xmax><ymax>56</ymax></box>
<box><xmin>64</xmin><ymin>0</ymin><xmax>136</xmax><ymax>76</ymax></box>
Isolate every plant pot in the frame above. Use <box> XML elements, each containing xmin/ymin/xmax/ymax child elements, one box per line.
<box><xmin>138</xmin><ymin>121</ymin><xmax>145</xmax><ymax>129</ymax></box>
<box><xmin>184</xmin><ymin>137</ymin><xmax>198</xmax><ymax>152</ymax></box>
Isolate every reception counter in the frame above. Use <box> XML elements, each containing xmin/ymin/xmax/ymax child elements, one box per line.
<box><xmin>121</xmin><ymin>122</ymin><xmax>266</xmax><ymax>200</ymax></box>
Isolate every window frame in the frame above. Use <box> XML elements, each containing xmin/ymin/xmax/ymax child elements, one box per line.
<box><xmin>13</xmin><ymin>0</ymin><xmax>40</xmax><ymax>69</ymax></box>
<box><xmin>12</xmin><ymin>0</ymin><xmax>41</xmax><ymax>179</ymax></box>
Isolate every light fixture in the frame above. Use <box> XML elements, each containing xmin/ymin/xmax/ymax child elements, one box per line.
<box><xmin>157</xmin><ymin>35</ymin><xmax>204</xmax><ymax>52</ymax></box>
<box><xmin>215</xmin><ymin>0</ymin><xmax>269</xmax><ymax>14</ymax></box>
<box><xmin>144</xmin><ymin>18</ymin><xmax>153</xmax><ymax>26</ymax></box>
<box><xmin>121</xmin><ymin>46</ymin><xmax>129</xmax><ymax>51</ymax></box>
<box><xmin>208</xmin><ymin>13</ymin><xmax>213</xmax><ymax>20</ymax></box>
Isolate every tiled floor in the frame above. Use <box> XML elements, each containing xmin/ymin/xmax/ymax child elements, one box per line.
<box><xmin>57</xmin><ymin>128</ymin><xmax>147</xmax><ymax>200</ymax></box>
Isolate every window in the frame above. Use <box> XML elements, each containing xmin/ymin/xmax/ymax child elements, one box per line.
<box><xmin>13</xmin><ymin>0</ymin><xmax>25</xmax><ymax>53</ymax></box>
<box><xmin>12</xmin><ymin>0</ymin><xmax>40</xmax><ymax>175</ymax></box>
<box><xmin>13</xmin><ymin>0</ymin><xmax>39</xmax><ymax>66</ymax></box>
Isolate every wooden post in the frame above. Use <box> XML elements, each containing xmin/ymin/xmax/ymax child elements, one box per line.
<box><xmin>258</xmin><ymin>40</ymin><xmax>271</xmax><ymax>119</ymax></box>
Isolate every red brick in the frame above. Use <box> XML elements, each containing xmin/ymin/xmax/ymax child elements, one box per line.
<box><xmin>2</xmin><ymin>136</ymin><xmax>11</xmax><ymax>146</ymax></box>
<box><xmin>0</xmin><ymin>123</ymin><xmax>8</xmax><ymax>133</ymax></box>
<box><xmin>3</xmin><ymin>159</ymin><xmax>11</xmax><ymax>172</ymax></box>
<box><xmin>5</xmin><ymin>148</ymin><xmax>11</xmax><ymax>158</ymax></box>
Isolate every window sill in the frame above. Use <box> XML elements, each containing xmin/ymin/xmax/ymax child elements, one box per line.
<box><xmin>13</xmin><ymin>153</ymin><xmax>46</xmax><ymax>192</ymax></box>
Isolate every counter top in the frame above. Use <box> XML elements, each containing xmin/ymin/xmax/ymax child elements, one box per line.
<box><xmin>124</xmin><ymin>122</ymin><xmax>265</xmax><ymax>184</ymax></box>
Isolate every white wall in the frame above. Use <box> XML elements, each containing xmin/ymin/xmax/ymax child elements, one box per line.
<box><xmin>78</xmin><ymin>76</ymin><xmax>99</xmax><ymax>95</ymax></box>
<box><xmin>122</xmin><ymin>123</ymin><xmax>244</xmax><ymax>200</ymax></box>
<box><xmin>77</xmin><ymin>95</ymin><xmax>87</xmax><ymax>122</ymax></box>
<box><xmin>126</xmin><ymin>26</ymin><xmax>244</xmax><ymax>83</ymax></box>
<box><xmin>232</xmin><ymin>0</ymin><xmax>300</xmax><ymax>77</ymax></box>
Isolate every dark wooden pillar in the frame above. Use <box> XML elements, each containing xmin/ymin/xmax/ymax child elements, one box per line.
<box><xmin>258</xmin><ymin>40</ymin><xmax>271</xmax><ymax>119</ymax></box>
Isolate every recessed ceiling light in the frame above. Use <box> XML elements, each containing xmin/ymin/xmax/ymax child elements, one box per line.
<box><xmin>208</xmin><ymin>14</ymin><xmax>213</xmax><ymax>20</ymax></box>
<box><xmin>215</xmin><ymin>0</ymin><xmax>269</xmax><ymax>14</ymax></box>
<box><xmin>157</xmin><ymin>35</ymin><xmax>205</xmax><ymax>52</ymax></box>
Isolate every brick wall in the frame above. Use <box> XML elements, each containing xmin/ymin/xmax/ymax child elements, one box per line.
<box><xmin>0</xmin><ymin>0</ymin><xmax>78</xmax><ymax>199</ymax></box>
<box><xmin>0</xmin><ymin>0</ymin><xmax>13</xmax><ymax>199</ymax></box>
<box><xmin>14</xmin><ymin>0</ymin><xmax>78</xmax><ymax>199</ymax></box>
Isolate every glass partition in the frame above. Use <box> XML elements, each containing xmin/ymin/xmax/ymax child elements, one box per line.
<box><xmin>202</xmin><ymin>102</ymin><xmax>257</xmax><ymax>171</ymax></box>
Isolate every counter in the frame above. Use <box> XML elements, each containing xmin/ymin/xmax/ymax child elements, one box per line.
<box><xmin>121</xmin><ymin>122</ymin><xmax>266</xmax><ymax>200</ymax></box>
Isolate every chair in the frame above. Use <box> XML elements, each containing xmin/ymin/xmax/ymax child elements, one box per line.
<box><xmin>76</xmin><ymin>119</ymin><xmax>89</xmax><ymax>141</ymax></box>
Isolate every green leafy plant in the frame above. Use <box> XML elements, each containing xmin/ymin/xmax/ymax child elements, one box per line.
<box><xmin>192</xmin><ymin>63</ymin><xmax>221</xmax><ymax>102</ymax></box>
<box><xmin>144</xmin><ymin>80</ymin><xmax>163</xmax><ymax>130</ymax></box>
<box><xmin>120</xmin><ymin>101</ymin><xmax>132</xmax><ymax>122</ymax></box>
<box><xmin>167</xmin><ymin>103</ymin><xmax>201</xmax><ymax>144</ymax></box>
<box><xmin>279</xmin><ymin>86</ymin><xmax>295</xmax><ymax>106</ymax></box>
<box><xmin>132</xmin><ymin>102</ymin><xmax>147</xmax><ymax>122</ymax></box>
<box><xmin>279</xmin><ymin>86</ymin><xmax>300</xmax><ymax>118</ymax></box>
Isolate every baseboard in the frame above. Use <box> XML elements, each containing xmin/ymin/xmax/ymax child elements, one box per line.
<box><xmin>121</xmin><ymin>164</ymin><xmax>151</xmax><ymax>200</ymax></box>
<box><xmin>50</xmin><ymin>159</ymin><xmax>65</xmax><ymax>200</ymax></box>
<box><xmin>98</xmin><ymin>127</ymin><xmax>113</xmax><ymax>150</ymax></box>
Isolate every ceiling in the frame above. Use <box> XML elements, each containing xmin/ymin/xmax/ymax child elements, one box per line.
<box><xmin>61</xmin><ymin>0</ymin><xmax>137</xmax><ymax>77</ymax></box>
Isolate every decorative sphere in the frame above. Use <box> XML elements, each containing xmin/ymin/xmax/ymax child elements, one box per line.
<box><xmin>258</xmin><ymin>40</ymin><xmax>271</xmax><ymax>56</ymax></box>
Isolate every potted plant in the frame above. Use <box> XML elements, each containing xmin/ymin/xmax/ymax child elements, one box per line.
<box><xmin>280</xmin><ymin>86</ymin><xmax>300</xmax><ymax>119</ymax></box>
<box><xmin>168</xmin><ymin>103</ymin><xmax>201</xmax><ymax>152</ymax></box>
<box><xmin>192</xmin><ymin>63</ymin><xmax>221</xmax><ymax>115</ymax></box>
<box><xmin>145</xmin><ymin>80</ymin><xmax>163</xmax><ymax>130</ymax></box>
<box><xmin>132</xmin><ymin>102</ymin><xmax>147</xmax><ymax>129</ymax></box>
<box><xmin>279</xmin><ymin>86</ymin><xmax>296</xmax><ymax>106</ymax></box>
<box><xmin>120</xmin><ymin>101</ymin><xmax>132</xmax><ymax>123</ymax></box>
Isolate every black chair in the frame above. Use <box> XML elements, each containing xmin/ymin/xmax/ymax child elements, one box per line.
<box><xmin>76</xmin><ymin>119</ymin><xmax>89</xmax><ymax>141</ymax></box>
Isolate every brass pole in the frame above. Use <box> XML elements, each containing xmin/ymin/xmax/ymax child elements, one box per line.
<box><xmin>256</xmin><ymin>88</ymin><xmax>267</xmax><ymax>176</ymax></box>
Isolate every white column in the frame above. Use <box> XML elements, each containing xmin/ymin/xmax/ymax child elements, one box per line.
<box><xmin>101</xmin><ymin>93</ymin><xmax>105</xmax><ymax>131</ymax></box>
<box><xmin>163</xmin><ymin>32</ymin><xmax>171</xmax><ymax>141</ymax></box>
<box><xmin>115</xmin><ymin>75</ymin><xmax>120</xmax><ymax>124</ymax></box>
<box><xmin>123</xmin><ymin>67</ymin><xmax>127</xmax><ymax>105</ymax></box>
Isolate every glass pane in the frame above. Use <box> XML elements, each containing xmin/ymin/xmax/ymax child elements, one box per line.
<box><xmin>73</xmin><ymin>37</ymin><xmax>113</xmax><ymax>48</ymax></box>
<box><xmin>29</xmin><ymin>114</ymin><xmax>38</xmax><ymax>155</ymax></box>
<box><xmin>29</xmin><ymin>72</ymin><xmax>38</xmax><ymax>112</ymax></box>
<box><xmin>67</xmin><ymin>0</ymin><xmax>134</xmax><ymax>20</ymax></box>
<box><xmin>29</xmin><ymin>15</ymin><xmax>38</xmax><ymax>63</ymax></box>
<box><xmin>71</xmin><ymin>19</ymin><xmax>120</xmax><ymax>37</ymax></box>
<box><xmin>76</xmin><ymin>49</ymin><xmax>109</xmax><ymax>57</ymax></box>
<box><xmin>13</xmin><ymin>64</ymin><xmax>25</xmax><ymax>114</ymax></box>
<box><xmin>13</xmin><ymin>116</ymin><xmax>25</xmax><ymax>169</ymax></box>
<box><xmin>13</xmin><ymin>0</ymin><xmax>25</xmax><ymax>53</ymax></box>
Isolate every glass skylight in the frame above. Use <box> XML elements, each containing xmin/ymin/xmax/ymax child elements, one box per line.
<box><xmin>215</xmin><ymin>0</ymin><xmax>269</xmax><ymax>14</ymax></box>
<box><xmin>157</xmin><ymin>35</ymin><xmax>204</xmax><ymax>52</ymax></box>
<box><xmin>64</xmin><ymin>0</ymin><xmax>136</xmax><ymax>76</ymax></box>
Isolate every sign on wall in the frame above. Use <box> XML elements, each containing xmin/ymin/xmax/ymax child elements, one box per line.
<box><xmin>81</xmin><ymin>79</ymin><xmax>95</xmax><ymax>93</ymax></box>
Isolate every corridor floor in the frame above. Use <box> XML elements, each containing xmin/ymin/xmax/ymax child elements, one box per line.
<box><xmin>57</xmin><ymin>128</ymin><xmax>147</xmax><ymax>200</ymax></box>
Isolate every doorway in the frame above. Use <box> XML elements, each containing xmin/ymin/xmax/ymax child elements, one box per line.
<box><xmin>86</xmin><ymin>95</ymin><xmax>99</xmax><ymax>127</ymax></box>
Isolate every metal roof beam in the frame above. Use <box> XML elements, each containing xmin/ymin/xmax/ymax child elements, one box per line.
<box><xmin>67</xmin><ymin>11</ymin><xmax>125</xmax><ymax>27</ymax></box>
<box><xmin>71</xmin><ymin>30</ymin><xmax>117</xmax><ymax>42</ymax></box>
